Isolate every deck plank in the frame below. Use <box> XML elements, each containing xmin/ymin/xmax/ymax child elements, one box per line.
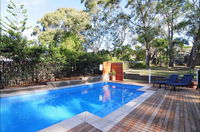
<box><xmin>186</xmin><ymin>90</ymin><xmax>199</xmax><ymax>132</ymax></box>
<box><xmin>66</xmin><ymin>122</ymin><xmax>102</xmax><ymax>132</ymax></box>
<box><xmin>178</xmin><ymin>90</ymin><xmax>184</xmax><ymax>131</ymax></box>
<box><xmin>173</xmin><ymin>92</ymin><xmax>179</xmax><ymax>132</ymax></box>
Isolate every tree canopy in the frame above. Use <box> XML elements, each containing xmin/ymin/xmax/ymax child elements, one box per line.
<box><xmin>1</xmin><ymin>0</ymin><xmax>199</xmax><ymax>68</ymax></box>
<box><xmin>0</xmin><ymin>0</ymin><xmax>29</xmax><ymax>61</ymax></box>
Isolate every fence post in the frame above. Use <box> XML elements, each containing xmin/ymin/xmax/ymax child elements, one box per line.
<box><xmin>0</xmin><ymin>61</ymin><xmax>3</xmax><ymax>89</ymax></box>
<box><xmin>2</xmin><ymin>61</ymin><xmax>5</xmax><ymax>88</ymax></box>
<box><xmin>197</xmin><ymin>69</ymin><xmax>199</xmax><ymax>89</ymax></box>
<box><xmin>55</xmin><ymin>63</ymin><xmax>57</xmax><ymax>81</ymax></box>
<box><xmin>83</xmin><ymin>63</ymin><xmax>86</xmax><ymax>77</ymax></box>
<box><xmin>148</xmin><ymin>68</ymin><xmax>151</xmax><ymax>84</ymax></box>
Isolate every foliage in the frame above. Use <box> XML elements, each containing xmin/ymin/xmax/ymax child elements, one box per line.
<box><xmin>0</xmin><ymin>0</ymin><xmax>29</xmax><ymax>61</ymax></box>
<box><xmin>151</xmin><ymin>38</ymin><xmax>168</xmax><ymax>66</ymax></box>
<box><xmin>1</xmin><ymin>0</ymin><xmax>199</xmax><ymax>72</ymax></box>
<box><xmin>112</xmin><ymin>45</ymin><xmax>135</xmax><ymax>61</ymax></box>
<box><xmin>176</xmin><ymin>0</ymin><xmax>200</xmax><ymax>68</ymax></box>
<box><xmin>33</xmin><ymin>8</ymin><xmax>90</xmax><ymax>63</ymax></box>
<box><xmin>110</xmin><ymin>70</ymin><xmax>116</xmax><ymax>76</ymax></box>
<box><xmin>133</xmin><ymin>46</ymin><xmax>146</xmax><ymax>61</ymax></box>
<box><xmin>130</xmin><ymin>62</ymin><xmax>147</xmax><ymax>69</ymax></box>
<box><xmin>25</xmin><ymin>44</ymin><xmax>46</xmax><ymax>63</ymax></box>
<box><xmin>77</xmin><ymin>52</ymin><xmax>107</xmax><ymax>66</ymax></box>
<box><xmin>82</xmin><ymin>5</ymin><xmax>109</xmax><ymax>53</ymax></box>
<box><xmin>82</xmin><ymin>0</ymin><xmax>132</xmax><ymax>53</ymax></box>
<box><xmin>126</xmin><ymin>0</ymin><xmax>161</xmax><ymax>68</ymax></box>
<box><xmin>36</xmin><ymin>8</ymin><xmax>89</xmax><ymax>33</ymax></box>
<box><xmin>81</xmin><ymin>0</ymin><xmax>199</xmax><ymax>68</ymax></box>
<box><xmin>158</xmin><ymin>0</ymin><xmax>186</xmax><ymax>67</ymax></box>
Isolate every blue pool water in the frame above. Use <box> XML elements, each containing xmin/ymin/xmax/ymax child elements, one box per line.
<box><xmin>0</xmin><ymin>82</ymin><xmax>144</xmax><ymax>132</ymax></box>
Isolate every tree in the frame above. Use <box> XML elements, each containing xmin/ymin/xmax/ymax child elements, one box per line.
<box><xmin>151</xmin><ymin>38</ymin><xmax>168</xmax><ymax>66</ymax></box>
<box><xmin>82</xmin><ymin>0</ymin><xmax>132</xmax><ymax>53</ymax></box>
<box><xmin>107</xmin><ymin>12</ymin><xmax>131</xmax><ymax>51</ymax></box>
<box><xmin>0</xmin><ymin>0</ymin><xmax>29</xmax><ymax>61</ymax></box>
<box><xmin>126</xmin><ymin>0</ymin><xmax>161</xmax><ymax>68</ymax></box>
<box><xmin>133</xmin><ymin>45</ymin><xmax>146</xmax><ymax>61</ymax></box>
<box><xmin>83</xmin><ymin>0</ymin><xmax>162</xmax><ymax>67</ymax></box>
<box><xmin>82</xmin><ymin>4</ymin><xmax>109</xmax><ymax>53</ymax></box>
<box><xmin>33</xmin><ymin>8</ymin><xmax>90</xmax><ymax>63</ymax></box>
<box><xmin>112</xmin><ymin>45</ymin><xmax>135</xmax><ymax>61</ymax></box>
<box><xmin>159</xmin><ymin>0</ymin><xmax>186</xmax><ymax>67</ymax></box>
<box><xmin>176</xmin><ymin>0</ymin><xmax>200</xmax><ymax>68</ymax></box>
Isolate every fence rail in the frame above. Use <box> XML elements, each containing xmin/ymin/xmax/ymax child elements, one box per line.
<box><xmin>0</xmin><ymin>61</ymin><xmax>101</xmax><ymax>88</ymax></box>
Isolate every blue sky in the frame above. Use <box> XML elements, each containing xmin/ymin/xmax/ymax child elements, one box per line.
<box><xmin>1</xmin><ymin>0</ymin><xmax>193</xmax><ymax>46</ymax></box>
<box><xmin>1</xmin><ymin>0</ymin><xmax>85</xmax><ymax>38</ymax></box>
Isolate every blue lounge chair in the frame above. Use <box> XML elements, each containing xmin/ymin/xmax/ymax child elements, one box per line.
<box><xmin>152</xmin><ymin>74</ymin><xmax>179</xmax><ymax>88</ymax></box>
<box><xmin>166</xmin><ymin>74</ymin><xmax>193</xmax><ymax>91</ymax></box>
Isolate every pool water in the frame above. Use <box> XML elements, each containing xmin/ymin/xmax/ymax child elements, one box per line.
<box><xmin>0</xmin><ymin>82</ymin><xmax>144</xmax><ymax>132</ymax></box>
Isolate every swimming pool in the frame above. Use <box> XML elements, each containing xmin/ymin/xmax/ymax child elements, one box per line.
<box><xmin>0</xmin><ymin>82</ymin><xmax>144</xmax><ymax>132</ymax></box>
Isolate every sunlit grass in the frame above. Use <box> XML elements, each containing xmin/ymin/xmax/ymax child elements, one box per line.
<box><xmin>125</xmin><ymin>66</ymin><xmax>197</xmax><ymax>78</ymax></box>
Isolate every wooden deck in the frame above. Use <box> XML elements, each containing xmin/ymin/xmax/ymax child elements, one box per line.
<box><xmin>67</xmin><ymin>87</ymin><xmax>200</xmax><ymax>132</ymax></box>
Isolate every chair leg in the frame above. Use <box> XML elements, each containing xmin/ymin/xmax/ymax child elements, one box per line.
<box><xmin>174</xmin><ymin>86</ymin><xmax>176</xmax><ymax>91</ymax></box>
<box><xmin>165</xmin><ymin>84</ymin><xmax>166</xmax><ymax>90</ymax></box>
<box><xmin>159</xmin><ymin>84</ymin><xmax>161</xmax><ymax>88</ymax></box>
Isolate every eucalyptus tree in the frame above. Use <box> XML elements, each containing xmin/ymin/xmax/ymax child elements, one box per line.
<box><xmin>83</xmin><ymin>0</ymin><xmax>163</xmax><ymax>67</ymax></box>
<box><xmin>151</xmin><ymin>38</ymin><xmax>168</xmax><ymax>66</ymax></box>
<box><xmin>107</xmin><ymin>11</ymin><xmax>132</xmax><ymax>50</ymax></box>
<box><xmin>186</xmin><ymin>0</ymin><xmax>200</xmax><ymax>67</ymax></box>
<box><xmin>176</xmin><ymin>0</ymin><xmax>200</xmax><ymax>68</ymax></box>
<box><xmin>125</xmin><ymin>0</ymin><xmax>161</xmax><ymax>68</ymax></box>
<box><xmin>33</xmin><ymin>8</ymin><xmax>90</xmax><ymax>62</ymax></box>
<box><xmin>133</xmin><ymin>45</ymin><xmax>146</xmax><ymax>61</ymax></box>
<box><xmin>158</xmin><ymin>0</ymin><xmax>186</xmax><ymax>67</ymax></box>
<box><xmin>0</xmin><ymin>0</ymin><xmax>29</xmax><ymax>61</ymax></box>
<box><xmin>82</xmin><ymin>0</ymin><xmax>132</xmax><ymax>53</ymax></box>
<box><xmin>82</xmin><ymin>4</ymin><xmax>109</xmax><ymax>53</ymax></box>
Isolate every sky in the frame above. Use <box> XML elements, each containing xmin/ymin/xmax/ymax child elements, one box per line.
<box><xmin>1</xmin><ymin>0</ymin><xmax>193</xmax><ymax>46</ymax></box>
<box><xmin>1</xmin><ymin>0</ymin><xmax>85</xmax><ymax>38</ymax></box>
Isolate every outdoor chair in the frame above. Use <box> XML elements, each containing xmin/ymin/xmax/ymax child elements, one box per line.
<box><xmin>166</xmin><ymin>74</ymin><xmax>193</xmax><ymax>91</ymax></box>
<box><xmin>152</xmin><ymin>74</ymin><xmax>179</xmax><ymax>88</ymax></box>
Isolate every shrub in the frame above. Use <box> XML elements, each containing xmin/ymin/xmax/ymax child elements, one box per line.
<box><xmin>110</xmin><ymin>70</ymin><xmax>116</xmax><ymax>76</ymax></box>
<box><xmin>134</xmin><ymin>62</ymin><xmax>146</xmax><ymax>68</ymax></box>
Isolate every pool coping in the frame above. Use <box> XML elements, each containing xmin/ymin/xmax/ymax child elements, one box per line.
<box><xmin>38</xmin><ymin>83</ymin><xmax>154</xmax><ymax>132</ymax></box>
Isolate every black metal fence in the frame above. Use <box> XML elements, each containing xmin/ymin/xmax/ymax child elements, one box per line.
<box><xmin>0</xmin><ymin>61</ymin><xmax>101</xmax><ymax>88</ymax></box>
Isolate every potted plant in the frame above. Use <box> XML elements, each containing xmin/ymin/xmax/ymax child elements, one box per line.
<box><xmin>110</xmin><ymin>70</ymin><xmax>116</xmax><ymax>81</ymax></box>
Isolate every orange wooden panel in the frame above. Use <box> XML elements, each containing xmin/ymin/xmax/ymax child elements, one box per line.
<box><xmin>103</xmin><ymin>62</ymin><xmax>111</xmax><ymax>75</ymax></box>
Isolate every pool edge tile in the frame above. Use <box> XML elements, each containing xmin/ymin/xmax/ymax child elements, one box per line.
<box><xmin>38</xmin><ymin>123</ymin><xmax>68</xmax><ymax>132</ymax></box>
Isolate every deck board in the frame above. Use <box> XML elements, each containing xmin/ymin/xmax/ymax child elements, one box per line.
<box><xmin>66</xmin><ymin>87</ymin><xmax>200</xmax><ymax>132</ymax></box>
<box><xmin>67</xmin><ymin>122</ymin><xmax>102</xmax><ymax>132</ymax></box>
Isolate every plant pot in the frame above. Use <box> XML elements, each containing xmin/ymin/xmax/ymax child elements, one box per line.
<box><xmin>111</xmin><ymin>75</ymin><xmax>116</xmax><ymax>81</ymax></box>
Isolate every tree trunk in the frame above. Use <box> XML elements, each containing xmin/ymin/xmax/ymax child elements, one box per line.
<box><xmin>187</xmin><ymin>33</ymin><xmax>200</xmax><ymax>68</ymax></box>
<box><xmin>168</xmin><ymin>12</ymin><xmax>174</xmax><ymax>68</ymax></box>
<box><xmin>146</xmin><ymin>49</ymin><xmax>150</xmax><ymax>68</ymax></box>
<box><xmin>169</xmin><ymin>44</ymin><xmax>174</xmax><ymax>67</ymax></box>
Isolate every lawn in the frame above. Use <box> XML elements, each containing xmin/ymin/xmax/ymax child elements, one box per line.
<box><xmin>125</xmin><ymin>66</ymin><xmax>197</xmax><ymax>78</ymax></box>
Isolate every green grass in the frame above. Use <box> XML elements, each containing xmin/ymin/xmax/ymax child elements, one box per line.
<box><xmin>125</xmin><ymin>67</ymin><xmax>197</xmax><ymax>78</ymax></box>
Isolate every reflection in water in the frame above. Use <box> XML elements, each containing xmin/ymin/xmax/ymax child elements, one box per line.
<box><xmin>82</xmin><ymin>90</ymin><xmax>88</xmax><ymax>94</ymax></box>
<box><xmin>112</xmin><ymin>85</ymin><xmax>116</xmax><ymax>88</ymax></box>
<box><xmin>102</xmin><ymin>85</ymin><xmax>111</xmax><ymax>102</ymax></box>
